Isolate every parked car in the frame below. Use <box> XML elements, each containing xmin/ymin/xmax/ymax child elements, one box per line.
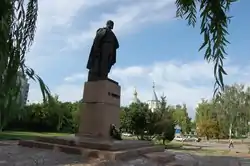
<box><xmin>122</xmin><ymin>132</ymin><xmax>132</xmax><ymax>137</ymax></box>
<box><xmin>185</xmin><ymin>135</ymin><xmax>201</xmax><ymax>142</ymax></box>
<box><xmin>174</xmin><ymin>135</ymin><xmax>186</xmax><ymax>142</ymax></box>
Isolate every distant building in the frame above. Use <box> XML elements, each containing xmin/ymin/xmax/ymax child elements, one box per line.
<box><xmin>131</xmin><ymin>82</ymin><xmax>160</xmax><ymax>112</ymax></box>
<box><xmin>131</xmin><ymin>87</ymin><xmax>141</xmax><ymax>104</ymax></box>
<box><xmin>16</xmin><ymin>71</ymin><xmax>29</xmax><ymax>107</ymax></box>
<box><xmin>146</xmin><ymin>82</ymin><xmax>160</xmax><ymax>112</ymax></box>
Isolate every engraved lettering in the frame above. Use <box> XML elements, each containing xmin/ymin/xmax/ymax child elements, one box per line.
<box><xmin>108</xmin><ymin>92</ymin><xmax>120</xmax><ymax>99</ymax></box>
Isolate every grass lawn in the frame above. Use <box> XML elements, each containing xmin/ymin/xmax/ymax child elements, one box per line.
<box><xmin>163</xmin><ymin>141</ymin><xmax>231</xmax><ymax>156</ymax></box>
<box><xmin>0</xmin><ymin>131</ymin><xmax>69</xmax><ymax>140</ymax></box>
<box><xmin>169</xmin><ymin>147</ymin><xmax>230</xmax><ymax>156</ymax></box>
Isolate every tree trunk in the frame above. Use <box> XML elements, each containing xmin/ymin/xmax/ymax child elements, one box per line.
<box><xmin>163</xmin><ymin>139</ymin><xmax>166</xmax><ymax>145</ymax></box>
<box><xmin>206</xmin><ymin>134</ymin><xmax>209</xmax><ymax>140</ymax></box>
<box><xmin>229</xmin><ymin>123</ymin><xmax>232</xmax><ymax>139</ymax></box>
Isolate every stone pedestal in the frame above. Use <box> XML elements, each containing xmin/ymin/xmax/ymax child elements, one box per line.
<box><xmin>77</xmin><ymin>80</ymin><xmax>120</xmax><ymax>140</ymax></box>
<box><xmin>18</xmin><ymin>79</ymin><xmax>166</xmax><ymax>161</ymax></box>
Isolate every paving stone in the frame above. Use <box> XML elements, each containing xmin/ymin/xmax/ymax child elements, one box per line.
<box><xmin>143</xmin><ymin>151</ymin><xmax>175</xmax><ymax>163</ymax></box>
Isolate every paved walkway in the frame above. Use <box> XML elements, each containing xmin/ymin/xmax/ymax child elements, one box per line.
<box><xmin>0</xmin><ymin>143</ymin><xmax>245</xmax><ymax>166</ymax></box>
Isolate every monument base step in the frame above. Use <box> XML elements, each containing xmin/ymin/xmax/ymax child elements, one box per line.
<box><xmin>34</xmin><ymin>135</ymin><xmax>155</xmax><ymax>151</ymax></box>
<box><xmin>18</xmin><ymin>136</ymin><xmax>165</xmax><ymax>160</ymax></box>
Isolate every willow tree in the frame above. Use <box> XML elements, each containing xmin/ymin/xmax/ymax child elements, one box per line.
<box><xmin>0</xmin><ymin>0</ymin><xmax>50</xmax><ymax>130</ymax></box>
<box><xmin>176</xmin><ymin>0</ymin><xmax>237</xmax><ymax>96</ymax></box>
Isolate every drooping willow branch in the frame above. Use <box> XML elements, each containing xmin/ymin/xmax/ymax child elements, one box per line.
<box><xmin>0</xmin><ymin>0</ymin><xmax>51</xmax><ymax>114</ymax></box>
<box><xmin>176</xmin><ymin>0</ymin><xmax>237</xmax><ymax>97</ymax></box>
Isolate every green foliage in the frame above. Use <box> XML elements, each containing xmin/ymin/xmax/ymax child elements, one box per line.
<box><xmin>195</xmin><ymin>100</ymin><xmax>220</xmax><ymax>139</ymax></box>
<box><xmin>120</xmin><ymin>95</ymin><xmax>177</xmax><ymax>142</ymax></box>
<box><xmin>0</xmin><ymin>0</ymin><xmax>51</xmax><ymax>130</ymax></box>
<box><xmin>154</xmin><ymin>96</ymin><xmax>176</xmax><ymax>143</ymax></box>
<box><xmin>126</xmin><ymin>102</ymin><xmax>152</xmax><ymax>140</ymax></box>
<box><xmin>161</xmin><ymin>121</ymin><xmax>175</xmax><ymax>144</ymax></box>
<box><xmin>120</xmin><ymin>107</ymin><xmax>131</xmax><ymax>133</ymax></box>
<box><xmin>195</xmin><ymin>84</ymin><xmax>250</xmax><ymax>139</ymax></box>
<box><xmin>176</xmin><ymin>0</ymin><xmax>239</xmax><ymax>96</ymax></box>
<box><xmin>171</xmin><ymin>104</ymin><xmax>192</xmax><ymax>134</ymax></box>
<box><xmin>6</xmin><ymin>95</ymin><xmax>81</xmax><ymax>133</ymax></box>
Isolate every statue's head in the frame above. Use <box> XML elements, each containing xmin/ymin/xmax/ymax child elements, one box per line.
<box><xmin>106</xmin><ymin>20</ymin><xmax>114</xmax><ymax>30</ymax></box>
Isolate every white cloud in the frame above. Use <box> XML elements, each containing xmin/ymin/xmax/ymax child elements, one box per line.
<box><xmin>67</xmin><ymin>0</ymin><xmax>176</xmax><ymax>49</ymax></box>
<box><xmin>111</xmin><ymin>66</ymin><xmax>147</xmax><ymax>78</ymax></box>
<box><xmin>32</xmin><ymin>0</ymin><xmax>176</xmax><ymax>47</ymax></box>
<box><xmin>28</xmin><ymin>60</ymin><xmax>250</xmax><ymax>118</ymax></box>
<box><xmin>28</xmin><ymin>84</ymin><xmax>83</xmax><ymax>104</ymax></box>
<box><xmin>26</xmin><ymin>0</ymin><xmax>177</xmax><ymax>75</ymax></box>
<box><xmin>54</xmin><ymin>84</ymin><xmax>83</xmax><ymax>102</ymax></box>
<box><xmin>64</xmin><ymin>73</ymin><xmax>86</xmax><ymax>82</ymax></box>
<box><xmin>110</xmin><ymin>61</ymin><xmax>216</xmax><ymax>108</ymax></box>
<box><xmin>27</xmin><ymin>0</ymin><xmax>122</xmax><ymax>61</ymax></box>
<box><xmin>36</xmin><ymin>0</ymin><xmax>117</xmax><ymax>37</ymax></box>
<box><xmin>27</xmin><ymin>88</ymin><xmax>42</xmax><ymax>104</ymax></box>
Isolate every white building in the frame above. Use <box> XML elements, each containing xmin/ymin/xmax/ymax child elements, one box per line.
<box><xmin>146</xmin><ymin>82</ymin><xmax>160</xmax><ymax>112</ymax></box>
<box><xmin>16</xmin><ymin>71</ymin><xmax>29</xmax><ymax>107</ymax></box>
<box><xmin>131</xmin><ymin>82</ymin><xmax>160</xmax><ymax>112</ymax></box>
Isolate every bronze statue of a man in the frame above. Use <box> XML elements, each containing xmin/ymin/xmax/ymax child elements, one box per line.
<box><xmin>86</xmin><ymin>20</ymin><xmax>119</xmax><ymax>81</ymax></box>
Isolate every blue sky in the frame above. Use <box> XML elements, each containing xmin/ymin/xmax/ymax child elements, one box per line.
<box><xmin>26</xmin><ymin>0</ymin><xmax>250</xmax><ymax>118</ymax></box>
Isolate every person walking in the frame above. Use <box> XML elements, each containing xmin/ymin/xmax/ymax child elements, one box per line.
<box><xmin>228</xmin><ymin>139</ymin><xmax>234</xmax><ymax>149</ymax></box>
